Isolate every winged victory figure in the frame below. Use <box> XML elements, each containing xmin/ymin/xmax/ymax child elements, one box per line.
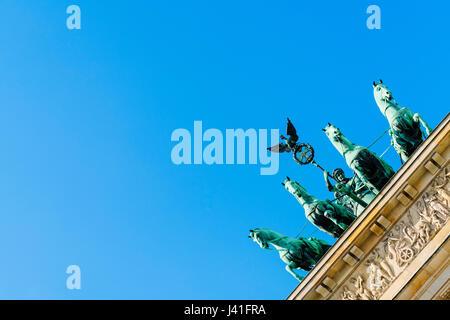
<box><xmin>268</xmin><ymin>118</ymin><xmax>299</xmax><ymax>153</ymax></box>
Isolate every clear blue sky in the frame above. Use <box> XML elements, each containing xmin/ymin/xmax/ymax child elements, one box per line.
<box><xmin>0</xmin><ymin>1</ymin><xmax>448</xmax><ymax>299</ymax></box>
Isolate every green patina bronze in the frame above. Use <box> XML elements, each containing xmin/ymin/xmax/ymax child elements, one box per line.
<box><xmin>267</xmin><ymin>118</ymin><xmax>315</xmax><ymax>165</ymax></box>
<box><xmin>323</xmin><ymin>123</ymin><xmax>395</xmax><ymax>195</ymax></box>
<box><xmin>249</xmin><ymin>79</ymin><xmax>435</xmax><ymax>281</ymax></box>
<box><xmin>283</xmin><ymin>177</ymin><xmax>356</xmax><ymax>238</ymax></box>
<box><xmin>323</xmin><ymin>168</ymin><xmax>376</xmax><ymax>217</ymax></box>
<box><xmin>373</xmin><ymin>79</ymin><xmax>432</xmax><ymax>163</ymax></box>
<box><xmin>249</xmin><ymin>228</ymin><xmax>331</xmax><ymax>282</ymax></box>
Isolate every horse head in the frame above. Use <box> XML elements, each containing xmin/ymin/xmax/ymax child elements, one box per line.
<box><xmin>373</xmin><ymin>79</ymin><xmax>393</xmax><ymax>104</ymax></box>
<box><xmin>322</xmin><ymin>123</ymin><xmax>342</xmax><ymax>142</ymax></box>
<box><xmin>249</xmin><ymin>228</ymin><xmax>271</xmax><ymax>249</ymax></box>
<box><xmin>282</xmin><ymin>177</ymin><xmax>309</xmax><ymax>199</ymax></box>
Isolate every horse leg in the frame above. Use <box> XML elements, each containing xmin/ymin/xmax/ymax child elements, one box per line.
<box><xmin>377</xmin><ymin>153</ymin><xmax>395</xmax><ymax>177</ymax></box>
<box><xmin>355</xmin><ymin>170</ymin><xmax>379</xmax><ymax>195</ymax></box>
<box><xmin>390</xmin><ymin>126</ymin><xmax>410</xmax><ymax>163</ymax></box>
<box><xmin>413</xmin><ymin>113</ymin><xmax>432</xmax><ymax>136</ymax></box>
<box><xmin>285</xmin><ymin>264</ymin><xmax>304</xmax><ymax>282</ymax></box>
<box><xmin>324</xmin><ymin>209</ymin><xmax>350</xmax><ymax>230</ymax></box>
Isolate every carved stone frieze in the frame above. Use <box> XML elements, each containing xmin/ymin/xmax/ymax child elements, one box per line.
<box><xmin>338</xmin><ymin>165</ymin><xmax>450</xmax><ymax>300</ymax></box>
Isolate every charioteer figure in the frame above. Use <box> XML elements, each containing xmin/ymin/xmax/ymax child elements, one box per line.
<box><xmin>323</xmin><ymin>168</ymin><xmax>376</xmax><ymax>217</ymax></box>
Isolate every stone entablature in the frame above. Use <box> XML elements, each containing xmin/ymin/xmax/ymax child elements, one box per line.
<box><xmin>287</xmin><ymin>113</ymin><xmax>450</xmax><ymax>300</ymax></box>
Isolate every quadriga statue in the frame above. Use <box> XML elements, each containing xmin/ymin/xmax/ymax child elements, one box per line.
<box><xmin>323</xmin><ymin>123</ymin><xmax>395</xmax><ymax>195</ymax></box>
<box><xmin>373</xmin><ymin>79</ymin><xmax>432</xmax><ymax>163</ymax></box>
<box><xmin>249</xmin><ymin>228</ymin><xmax>331</xmax><ymax>282</ymax></box>
<box><xmin>283</xmin><ymin>177</ymin><xmax>356</xmax><ymax>238</ymax></box>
